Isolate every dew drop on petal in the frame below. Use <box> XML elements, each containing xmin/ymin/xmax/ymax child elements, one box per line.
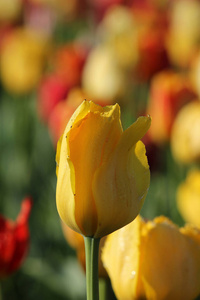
<box><xmin>131</xmin><ymin>270</ymin><xmax>136</xmax><ymax>279</ymax></box>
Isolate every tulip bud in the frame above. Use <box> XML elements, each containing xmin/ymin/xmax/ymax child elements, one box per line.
<box><xmin>56</xmin><ymin>100</ymin><xmax>151</xmax><ymax>238</ymax></box>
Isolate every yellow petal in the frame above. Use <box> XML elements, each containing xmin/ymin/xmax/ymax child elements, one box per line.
<box><xmin>56</xmin><ymin>134</ymin><xmax>63</xmax><ymax>177</ymax></box>
<box><xmin>56</xmin><ymin>100</ymin><xmax>94</xmax><ymax>233</ymax></box>
<box><xmin>102</xmin><ymin>216</ymin><xmax>145</xmax><ymax>300</ymax></box>
<box><xmin>141</xmin><ymin>216</ymin><xmax>200</xmax><ymax>300</ymax></box>
<box><xmin>93</xmin><ymin>116</ymin><xmax>151</xmax><ymax>237</ymax></box>
<box><xmin>103</xmin><ymin>215</ymin><xmax>200</xmax><ymax>300</ymax></box>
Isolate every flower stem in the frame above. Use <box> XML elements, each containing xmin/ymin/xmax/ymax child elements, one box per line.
<box><xmin>84</xmin><ymin>237</ymin><xmax>100</xmax><ymax>300</ymax></box>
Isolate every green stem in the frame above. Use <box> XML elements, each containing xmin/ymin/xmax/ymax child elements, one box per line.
<box><xmin>84</xmin><ymin>237</ymin><xmax>100</xmax><ymax>300</ymax></box>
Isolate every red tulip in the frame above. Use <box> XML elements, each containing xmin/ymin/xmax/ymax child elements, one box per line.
<box><xmin>0</xmin><ymin>198</ymin><xmax>32</xmax><ymax>278</ymax></box>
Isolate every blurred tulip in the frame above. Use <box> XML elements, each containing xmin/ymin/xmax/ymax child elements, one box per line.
<box><xmin>129</xmin><ymin>0</ymin><xmax>170</xmax><ymax>80</ymax></box>
<box><xmin>0</xmin><ymin>0</ymin><xmax>22</xmax><ymax>23</ymax></box>
<box><xmin>0</xmin><ymin>27</ymin><xmax>49</xmax><ymax>94</ymax></box>
<box><xmin>166</xmin><ymin>0</ymin><xmax>200</xmax><ymax>69</ymax></box>
<box><xmin>61</xmin><ymin>222</ymin><xmax>108</xmax><ymax>277</ymax></box>
<box><xmin>53</xmin><ymin>43</ymin><xmax>87</xmax><ymax>88</ymax></box>
<box><xmin>177</xmin><ymin>169</ymin><xmax>200</xmax><ymax>228</ymax></box>
<box><xmin>97</xmin><ymin>5</ymin><xmax>138</xmax><ymax>70</ymax></box>
<box><xmin>82</xmin><ymin>46</ymin><xmax>126</xmax><ymax>103</ymax></box>
<box><xmin>132</xmin><ymin>5</ymin><xmax>169</xmax><ymax>81</ymax></box>
<box><xmin>102</xmin><ymin>215</ymin><xmax>200</xmax><ymax>300</ymax></box>
<box><xmin>56</xmin><ymin>100</ymin><xmax>151</xmax><ymax>238</ymax></box>
<box><xmin>37</xmin><ymin>74</ymin><xmax>69</xmax><ymax>123</ymax></box>
<box><xmin>171</xmin><ymin>101</ymin><xmax>200</xmax><ymax>164</ymax></box>
<box><xmin>147</xmin><ymin>71</ymin><xmax>196</xmax><ymax>144</ymax></box>
<box><xmin>0</xmin><ymin>198</ymin><xmax>32</xmax><ymax>278</ymax></box>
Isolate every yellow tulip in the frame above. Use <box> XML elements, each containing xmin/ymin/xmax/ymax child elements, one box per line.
<box><xmin>97</xmin><ymin>5</ymin><xmax>138</xmax><ymax>70</ymax></box>
<box><xmin>177</xmin><ymin>169</ymin><xmax>200</xmax><ymax>228</ymax></box>
<box><xmin>166</xmin><ymin>0</ymin><xmax>200</xmax><ymax>68</ymax></box>
<box><xmin>56</xmin><ymin>100</ymin><xmax>151</xmax><ymax>238</ymax></box>
<box><xmin>82</xmin><ymin>46</ymin><xmax>126</xmax><ymax>103</ymax></box>
<box><xmin>170</xmin><ymin>101</ymin><xmax>200</xmax><ymax>164</ymax></box>
<box><xmin>102</xmin><ymin>215</ymin><xmax>200</xmax><ymax>300</ymax></box>
<box><xmin>0</xmin><ymin>28</ymin><xmax>49</xmax><ymax>94</ymax></box>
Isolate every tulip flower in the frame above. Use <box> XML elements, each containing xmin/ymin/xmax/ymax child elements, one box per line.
<box><xmin>0</xmin><ymin>198</ymin><xmax>32</xmax><ymax>278</ymax></box>
<box><xmin>170</xmin><ymin>101</ymin><xmax>200</xmax><ymax>164</ymax></box>
<box><xmin>102</xmin><ymin>215</ymin><xmax>200</xmax><ymax>300</ymax></box>
<box><xmin>82</xmin><ymin>46</ymin><xmax>126</xmax><ymax>103</ymax></box>
<box><xmin>56</xmin><ymin>100</ymin><xmax>151</xmax><ymax>238</ymax></box>
<box><xmin>177</xmin><ymin>169</ymin><xmax>200</xmax><ymax>228</ymax></box>
<box><xmin>56</xmin><ymin>100</ymin><xmax>151</xmax><ymax>300</ymax></box>
<box><xmin>97</xmin><ymin>5</ymin><xmax>138</xmax><ymax>70</ymax></box>
<box><xmin>166</xmin><ymin>0</ymin><xmax>200</xmax><ymax>68</ymax></box>
<box><xmin>0</xmin><ymin>28</ymin><xmax>49</xmax><ymax>94</ymax></box>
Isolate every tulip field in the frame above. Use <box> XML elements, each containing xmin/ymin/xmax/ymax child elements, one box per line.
<box><xmin>1</xmin><ymin>1</ymin><xmax>200</xmax><ymax>299</ymax></box>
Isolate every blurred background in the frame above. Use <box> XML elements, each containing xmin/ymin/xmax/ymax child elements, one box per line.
<box><xmin>1</xmin><ymin>0</ymin><xmax>200</xmax><ymax>299</ymax></box>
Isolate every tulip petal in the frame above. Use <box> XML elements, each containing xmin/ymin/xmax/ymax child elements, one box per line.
<box><xmin>56</xmin><ymin>100</ymin><xmax>94</xmax><ymax>233</ymax></box>
<box><xmin>68</xmin><ymin>104</ymin><xmax>122</xmax><ymax>236</ymax></box>
<box><xmin>102</xmin><ymin>216</ymin><xmax>145</xmax><ymax>300</ymax></box>
<box><xmin>93</xmin><ymin>116</ymin><xmax>151</xmax><ymax>237</ymax></box>
<box><xmin>141</xmin><ymin>217</ymin><xmax>200</xmax><ymax>300</ymax></box>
